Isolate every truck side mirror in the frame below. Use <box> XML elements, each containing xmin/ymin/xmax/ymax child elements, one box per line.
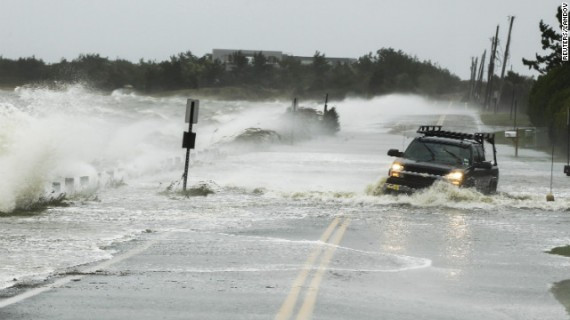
<box><xmin>387</xmin><ymin>149</ymin><xmax>404</xmax><ymax>157</ymax></box>
<box><xmin>564</xmin><ymin>165</ymin><xmax>570</xmax><ymax>176</ymax></box>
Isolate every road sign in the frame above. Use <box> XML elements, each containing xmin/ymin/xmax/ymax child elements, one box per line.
<box><xmin>182</xmin><ymin>131</ymin><xmax>196</xmax><ymax>149</ymax></box>
<box><xmin>185</xmin><ymin>99</ymin><xmax>199</xmax><ymax>124</ymax></box>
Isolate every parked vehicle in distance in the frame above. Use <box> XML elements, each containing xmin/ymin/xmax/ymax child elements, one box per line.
<box><xmin>384</xmin><ymin>125</ymin><xmax>499</xmax><ymax>194</ymax></box>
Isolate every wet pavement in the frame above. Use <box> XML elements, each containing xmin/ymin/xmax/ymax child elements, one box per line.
<box><xmin>1</xmin><ymin>207</ymin><xmax>569</xmax><ymax>319</ymax></box>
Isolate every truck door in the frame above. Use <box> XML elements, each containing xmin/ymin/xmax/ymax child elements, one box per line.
<box><xmin>472</xmin><ymin>144</ymin><xmax>491</xmax><ymax>190</ymax></box>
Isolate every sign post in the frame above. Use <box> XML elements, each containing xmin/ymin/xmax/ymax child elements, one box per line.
<box><xmin>513</xmin><ymin>100</ymin><xmax>519</xmax><ymax>157</ymax></box>
<box><xmin>291</xmin><ymin>98</ymin><xmax>297</xmax><ymax>145</ymax></box>
<box><xmin>565</xmin><ymin>106</ymin><xmax>570</xmax><ymax>176</ymax></box>
<box><xmin>182</xmin><ymin>99</ymin><xmax>199</xmax><ymax>191</ymax></box>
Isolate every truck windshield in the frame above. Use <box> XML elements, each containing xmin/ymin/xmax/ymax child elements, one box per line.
<box><xmin>404</xmin><ymin>140</ymin><xmax>471</xmax><ymax>166</ymax></box>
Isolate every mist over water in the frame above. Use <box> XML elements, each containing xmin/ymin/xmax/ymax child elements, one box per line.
<box><xmin>0</xmin><ymin>85</ymin><xmax>569</xmax><ymax>292</ymax></box>
<box><xmin>0</xmin><ymin>87</ymin><xmax>414</xmax><ymax>212</ymax></box>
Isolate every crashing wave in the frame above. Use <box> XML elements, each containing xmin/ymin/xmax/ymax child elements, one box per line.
<box><xmin>159</xmin><ymin>180</ymin><xmax>219</xmax><ymax>198</ymax></box>
<box><xmin>233</xmin><ymin>128</ymin><xmax>282</xmax><ymax>144</ymax></box>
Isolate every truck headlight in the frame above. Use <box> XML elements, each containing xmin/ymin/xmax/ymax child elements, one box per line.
<box><xmin>445</xmin><ymin>171</ymin><xmax>464</xmax><ymax>185</ymax></box>
<box><xmin>390</xmin><ymin>162</ymin><xmax>404</xmax><ymax>177</ymax></box>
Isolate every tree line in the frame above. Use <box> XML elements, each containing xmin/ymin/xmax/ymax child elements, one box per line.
<box><xmin>523</xmin><ymin>5</ymin><xmax>570</xmax><ymax>147</ymax></box>
<box><xmin>0</xmin><ymin>48</ymin><xmax>462</xmax><ymax>98</ymax></box>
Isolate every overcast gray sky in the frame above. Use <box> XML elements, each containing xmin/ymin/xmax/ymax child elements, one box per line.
<box><xmin>0</xmin><ymin>0</ymin><xmax>563</xmax><ymax>79</ymax></box>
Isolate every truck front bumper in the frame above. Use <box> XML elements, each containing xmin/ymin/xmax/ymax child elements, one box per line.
<box><xmin>382</xmin><ymin>182</ymin><xmax>416</xmax><ymax>194</ymax></box>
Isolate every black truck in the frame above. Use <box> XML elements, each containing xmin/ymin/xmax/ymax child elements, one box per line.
<box><xmin>383</xmin><ymin>125</ymin><xmax>499</xmax><ymax>194</ymax></box>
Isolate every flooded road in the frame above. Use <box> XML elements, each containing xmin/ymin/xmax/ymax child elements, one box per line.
<box><xmin>0</xmin><ymin>86</ymin><xmax>569</xmax><ymax>319</ymax></box>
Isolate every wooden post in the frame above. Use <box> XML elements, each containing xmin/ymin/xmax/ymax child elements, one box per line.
<box><xmin>65</xmin><ymin>178</ymin><xmax>75</xmax><ymax>194</ymax></box>
<box><xmin>567</xmin><ymin>107</ymin><xmax>569</xmax><ymax>166</ymax></box>
<box><xmin>475</xmin><ymin>50</ymin><xmax>486</xmax><ymax>103</ymax></box>
<box><xmin>514</xmin><ymin>100</ymin><xmax>518</xmax><ymax>157</ymax></box>
<box><xmin>468</xmin><ymin>57</ymin><xmax>478</xmax><ymax>101</ymax></box>
<box><xmin>515</xmin><ymin>129</ymin><xmax>519</xmax><ymax>157</ymax></box>
<box><xmin>291</xmin><ymin>98</ymin><xmax>297</xmax><ymax>145</ymax></box>
<box><xmin>547</xmin><ymin>144</ymin><xmax>555</xmax><ymax>201</ymax></box>
<box><xmin>485</xmin><ymin>25</ymin><xmax>499</xmax><ymax>110</ymax></box>
<box><xmin>565</xmin><ymin>106</ymin><xmax>570</xmax><ymax>176</ymax></box>
<box><xmin>509</xmin><ymin>85</ymin><xmax>516</xmax><ymax>119</ymax></box>
<box><xmin>80</xmin><ymin>176</ymin><xmax>89</xmax><ymax>188</ymax></box>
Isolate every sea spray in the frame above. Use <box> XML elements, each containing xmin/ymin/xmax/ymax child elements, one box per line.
<box><xmin>0</xmin><ymin>106</ymin><xmax>59</xmax><ymax>212</ymax></box>
<box><xmin>0</xmin><ymin>85</ymin><xmax>187</xmax><ymax>212</ymax></box>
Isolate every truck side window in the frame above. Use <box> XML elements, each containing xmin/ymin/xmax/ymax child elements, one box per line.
<box><xmin>473</xmin><ymin>145</ymin><xmax>485</xmax><ymax>163</ymax></box>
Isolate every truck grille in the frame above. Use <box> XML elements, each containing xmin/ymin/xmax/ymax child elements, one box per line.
<box><xmin>388</xmin><ymin>174</ymin><xmax>437</xmax><ymax>189</ymax></box>
<box><xmin>403</xmin><ymin>164</ymin><xmax>449</xmax><ymax>176</ymax></box>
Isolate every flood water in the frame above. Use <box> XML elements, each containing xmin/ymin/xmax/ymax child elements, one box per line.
<box><xmin>0</xmin><ymin>85</ymin><xmax>569</xmax><ymax>318</ymax></box>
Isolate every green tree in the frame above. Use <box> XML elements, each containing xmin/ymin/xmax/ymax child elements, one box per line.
<box><xmin>251</xmin><ymin>52</ymin><xmax>272</xmax><ymax>86</ymax></box>
<box><xmin>522</xmin><ymin>6</ymin><xmax>564</xmax><ymax>74</ymax></box>
<box><xmin>72</xmin><ymin>54</ymin><xmax>112</xmax><ymax>88</ymax></box>
<box><xmin>527</xmin><ymin>64</ymin><xmax>570</xmax><ymax>129</ymax></box>
<box><xmin>228</xmin><ymin>51</ymin><xmax>250</xmax><ymax>84</ymax></box>
<box><xmin>198</xmin><ymin>56</ymin><xmax>225</xmax><ymax>87</ymax></box>
<box><xmin>310</xmin><ymin>51</ymin><xmax>330</xmax><ymax>91</ymax></box>
<box><xmin>0</xmin><ymin>48</ymin><xmax>463</xmax><ymax>99</ymax></box>
<box><xmin>277</xmin><ymin>55</ymin><xmax>306</xmax><ymax>94</ymax></box>
<box><xmin>524</xmin><ymin>5</ymin><xmax>570</xmax><ymax>146</ymax></box>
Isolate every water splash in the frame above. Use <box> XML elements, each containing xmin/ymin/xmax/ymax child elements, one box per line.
<box><xmin>281</xmin><ymin>179</ymin><xmax>570</xmax><ymax>212</ymax></box>
<box><xmin>0</xmin><ymin>85</ymin><xmax>180</xmax><ymax>212</ymax></box>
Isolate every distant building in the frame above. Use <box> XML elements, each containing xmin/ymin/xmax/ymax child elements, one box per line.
<box><xmin>288</xmin><ymin>55</ymin><xmax>357</xmax><ymax>66</ymax></box>
<box><xmin>212</xmin><ymin>49</ymin><xmax>282</xmax><ymax>65</ymax></box>
<box><xmin>211</xmin><ymin>49</ymin><xmax>356</xmax><ymax>68</ymax></box>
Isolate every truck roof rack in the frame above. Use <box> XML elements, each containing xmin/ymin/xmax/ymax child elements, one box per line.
<box><xmin>417</xmin><ymin>125</ymin><xmax>495</xmax><ymax>145</ymax></box>
<box><xmin>417</xmin><ymin>125</ymin><xmax>497</xmax><ymax>165</ymax></box>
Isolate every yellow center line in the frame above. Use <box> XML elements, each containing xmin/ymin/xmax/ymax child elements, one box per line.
<box><xmin>436</xmin><ymin>101</ymin><xmax>452</xmax><ymax>126</ymax></box>
<box><xmin>295</xmin><ymin>218</ymin><xmax>351</xmax><ymax>320</ymax></box>
<box><xmin>437</xmin><ymin>114</ymin><xmax>446</xmax><ymax>126</ymax></box>
<box><xmin>274</xmin><ymin>217</ymin><xmax>341</xmax><ymax>320</ymax></box>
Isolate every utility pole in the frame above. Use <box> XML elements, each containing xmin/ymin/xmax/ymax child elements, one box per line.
<box><xmin>475</xmin><ymin>50</ymin><xmax>486</xmax><ymax>103</ymax></box>
<box><xmin>495</xmin><ymin>16</ymin><xmax>515</xmax><ymax>113</ymax></box>
<box><xmin>485</xmin><ymin>25</ymin><xmax>500</xmax><ymax>111</ymax></box>
<box><xmin>468</xmin><ymin>57</ymin><xmax>478</xmax><ymax>101</ymax></box>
